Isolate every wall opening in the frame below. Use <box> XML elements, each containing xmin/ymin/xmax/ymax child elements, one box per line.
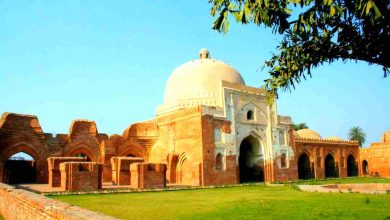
<box><xmin>246</xmin><ymin>110</ymin><xmax>254</xmax><ymax>120</ymax></box>
<box><xmin>239</xmin><ymin>136</ymin><xmax>264</xmax><ymax>183</ymax></box>
<box><xmin>362</xmin><ymin>160</ymin><xmax>369</xmax><ymax>175</ymax></box>
<box><xmin>3</xmin><ymin>152</ymin><xmax>37</xmax><ymax>184</ymax></box>
<box><xmin>215</xmin><ymin>153</ymin><xmax>223</xmax><ymax>170</ymax></box>
<box><xmin>347</xmin><ymin>155</ymin><xmax>358</xmax><ymax>177</ymax></box>
<box><xmin>298</xmin><ymin>153</ymin><xmax>312</xmax><ymax>179</ymax></box>
<box><xmin>75</xmin><ymin>153</ymin><xmax>91</xmax><ymax>161</ymax></box>
<box><xmin>281</xmin><ymin>153</ymin><xmax>286</xmax><ymax>168</ymax></box>
<box><xmin>325</xmin><ymin>154</ymin><xmax>338</xmax><ymax>178</ymax></box>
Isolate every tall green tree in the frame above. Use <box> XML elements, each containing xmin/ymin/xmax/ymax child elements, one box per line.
<box><xmin>209</xmin><ymin>0</ymin><xmax>389</xmax><ymax>96</ymax></box>
<box><xmin>348</xmin><ymin>126</ymin><xmax>366</xmax><ymax>147</ymax></box>
<box><xmin>293</xmin><ymin>123</ymin><xmax>309</xmax><ymax>131</ymax></box>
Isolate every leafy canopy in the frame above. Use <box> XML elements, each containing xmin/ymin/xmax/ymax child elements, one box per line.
<box><xmin>348</xmin><ymin>126</ymin><xmax>366</xmax><ymax>147</ymax></box>
<box><xmin>293</xmin><ymin>123</ymin><xmax>309</xmax><ymax>131</ymax></box>
<box><xmin>210</xmin><ymin>0</ymin><xmax>389</xmax><ymax>96</ymax></box>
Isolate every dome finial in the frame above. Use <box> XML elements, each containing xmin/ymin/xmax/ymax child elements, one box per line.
<box><xmin>199</xmin><ymin>48</ymin><xmax>210</xmax><ymax>59</ymax></box>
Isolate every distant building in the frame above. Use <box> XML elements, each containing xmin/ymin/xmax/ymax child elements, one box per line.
<box><xmin>360</xmin><ymin>131</ymin><xmax>390</xmax><ymax>177</ymax></box>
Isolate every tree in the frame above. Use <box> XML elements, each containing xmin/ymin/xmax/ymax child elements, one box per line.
<box><xmin>209</xmin><ymin>0</ymin><xmax>389</xmax><ymax>96</ymax></box>
<box><xmin>348</xmin><ymin>126</ymin><xmax>366</xmax><ymax>147</ymax></box>
<box><xmin>293</xmin><ymin>123</ymin><xmax>308</xmax><ymax>131</ymax></box>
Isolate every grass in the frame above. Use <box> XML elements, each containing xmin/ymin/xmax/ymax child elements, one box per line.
<box><xmin>50</xmin><ymin>177</ymin><xmax>390</xmax><ymax>220</ymax></box>
<box><xmin>277</xmin><ymin>176</ymin><xmax>390</xmax><ymax>185</ymax></box>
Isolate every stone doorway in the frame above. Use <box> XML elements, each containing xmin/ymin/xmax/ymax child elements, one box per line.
<box><xmin>298</xmin><ymin>153</ymin><xmax>312</xmax><ymax>179</ymax></box>
<box><xmin>3</xmin><ymin>152</ymin><xmax>37</xmax><ymax>184</ymax></box>
<box><xmin>239</xmin><ymin>136</ymin><xmax>264</xmax><ymax>183</ymax></box>
<box><xmin>347</xmin><ymin>155</ymin><xmax>358</xmax><ymax>177</ymax></box>
<box><xmin>325</xmin><ymin>154</ymin><xmax>338</xmax><ymax>178</ymax></box>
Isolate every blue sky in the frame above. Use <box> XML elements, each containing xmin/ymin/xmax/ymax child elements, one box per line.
<box><xmin>0</xmin><ymin>1</ymin><xmax>388</xmax><ymax>147</ymax></box>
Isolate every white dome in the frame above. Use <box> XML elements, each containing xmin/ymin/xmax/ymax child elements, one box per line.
<box><xmin>163</xmin><ymin>49</ymin><xmax>245</xmax><ymax>106</ymax></box>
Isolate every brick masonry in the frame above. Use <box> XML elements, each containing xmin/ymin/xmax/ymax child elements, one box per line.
<box><xmin>360</xmin><ymin>140</ymin><xmax>390</xmax><ymax>177</ymax></box>
<box><xmin>47</xmin><ymin>157</ymin><xmax>87</xmax><ymax>187</ymax></box>
<box><xmin>0</xmin><ymin>183</ymin><xmax>117</xmax><ymax>220</ymax></box>
<box><xmin>60</xmin><ymin>162</ymin><xmax>103</xmax><ymax>191</ymax></box>
<box><xmin>110</xmin><ymin>156</ymin><xmax>144</xmax><ymax>185</ymax></box>
<box><xmin>130</xmin><ymin>163</ymin><xmax>166</xmax><ymax>189</ymax></box>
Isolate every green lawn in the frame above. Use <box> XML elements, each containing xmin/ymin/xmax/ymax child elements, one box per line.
<box><xmin>279</xmin><ymin>176</ymin><xmax>390</xmax><ymax>185</ymax></box>
<box><xmin>50</xmin><ymin>177</ymin><xmax>390</xmax><ymax>220</ymax></box>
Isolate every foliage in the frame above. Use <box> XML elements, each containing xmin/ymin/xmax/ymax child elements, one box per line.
<box><xmin>293</xmin><ymin>122</ymin><xmax>308</xmax><ymax>131</ymax></box>
<box><xmin>51</xmin><ymin>180</ymin><xmax>390</xmax><ymax>219</ymax></box>
<box><xmin>209</xmin><ymin>0</ymin><xmax>389</xmax><ymax>96</ymax></box>
<box><xmin>348</xmin><ymin>126</ymin><xmax>366</xmax><ymax>147</ymax></box>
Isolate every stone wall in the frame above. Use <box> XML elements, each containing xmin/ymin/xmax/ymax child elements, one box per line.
<box><xmin>60</xmin><ymin>162</ymin><xmax>103</xmax><ymax>191</ymax></box>
<box><xmin>130</xmin><ymin>163</ymin><xmax>166</xmax><ymax>189</ymax></box>
<box><xmin>0</xmin><ymin>183</ymin><xmax>117</xmax><ymax>220</ymax></box>
<box><xmin>47</xmin><ymin>157</ymin><xmax>87</xmax><ymax>187</ymax></box>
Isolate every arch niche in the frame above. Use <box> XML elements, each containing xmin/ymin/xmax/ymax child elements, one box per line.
<box><xmin>325</xmin><ymin>154</ymin><xmax>338</xmax><ymax>178</ymax></box>
<box><xmin>1</xmin><ymin>144</ymin><xmax>41</xmax><ymax>184</ymax></box>
<box><xmin>347</xmin><ymin>154</ymin><xmax>358</xmax><ymax>177</ymax></box>
<box><xmin>239</xmin><ymin>135</ymin><xmax>264</xmax><ymax>183</ymax></box>
<box><xmin>67</xmin><ymin>147</ymin><xmax>94</xmax><ymax>162</ymax></box>
<box><xmin>362</xmin><ymin>160</ymin><xmax>369</xmax><ymax>175</ymax></box>
<box><xmin>298</xmin><ymin>153</ymin><xmax>312</xmax><ymax>180</ymax></box>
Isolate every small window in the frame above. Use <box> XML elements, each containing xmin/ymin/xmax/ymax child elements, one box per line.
<box><xmin>281</xmin><ymin>153</ymin><xmax>286</xmax><ymax>168</ymax></box>
<box><xmin>214</xmin><ymin>127</ymin><xmax>222</xmax><ymax>142</ymax></box>
<box><xmin>215</xmin><ymin>153</ymin><xmax>223</xmax><ymax>170</ymax></box>
<box><xmin>247</xmin><ymin>110</ymin><xmax>254</xmax><ymax>120</ymax></box>
<box><xmin>279</xmin><ymin>131</ymin><xmax>286</xmax><ymax>145</ymax></box>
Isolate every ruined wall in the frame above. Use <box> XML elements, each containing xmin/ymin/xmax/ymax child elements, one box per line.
<box><xmin>110</xmin><ymin>156</ymin><xmax>144</xmax><ymax>185</ymax></box>
<box><xmin>60</xmin><ymin>162</ymin><xmax>102</xmax><ymax>191</ymax></box>
<box><xmin>150</xmin><ymin>107</ymin><xmax>204</xmax><ymax>186</ymax></box>
<box><xmin>0</xmin><ymin>112</ymin><xmax>155</xmax><ymax>185</ymax></box>
<box><xmin>0</xmin><ymin>183</ymin><xmax>116</xmax><ymax>220</ymax></box>
<box><xmin>0</xmin><ymin>113</ymin><xmax>51</xmax><ymax>183</ymax></box>
<box><xmin>47</xmin><ymin>156</ymin><xmax>87</xmax><ymax>187</ymax></box>
<box><xmin>130</xmin><ymin>163</ymin><xmax>166</xmax><ymax>189</ymax></box>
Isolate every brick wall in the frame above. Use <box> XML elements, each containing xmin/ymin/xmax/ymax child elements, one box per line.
<box><xmin>0</xmin><ymin>183</ymin><xmax>117</xmax><ymax>220</ymax></box>
<box><xmin>130</xmin><ymin>163</ymin><xmax>166</xmax><ymax>189</ymax></box>
<box><xmin>60</xmin><ymin>162</ymin><xmax>102</xmax><ymax>191</ymax></box>
<box><xmin>47</xmin><ymin>157</ymin><xmax>87</xmax><ymax>187</ymax></box>
<box><xmin>110</xmin><ymin>157</ymin><xmax>144</xmax><ymax>185</ymax></box>
<box><xmin>360</xmin><ymin>143</ymin><xmax>390</xmax><ymax>177</ymax></box>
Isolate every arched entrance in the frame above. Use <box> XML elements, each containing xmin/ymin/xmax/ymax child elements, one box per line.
<box><xmin>325</xmin><ymin>154</ymin><xmax>338</xmax><ymax>178</ymax></box>
<box><xmin>239</xmin><ymin>136</ymin><xmax>264</xmax><ymax>183</ymax></box>
<box><xmin>362</xmin><ymin>160</ymin><xmax>369</xmax><ymax>175</ymax></box>
<box><xmin>3</xmin><ymin>152</ymin><xmax>37</xmax><ymax>184</ymax></box>
<box><xmin>347</xmin><ymin>155</ymin><xmax>358</xmax><ymax>177</ymax></box>
<box><xmin>298</xmin><ymin>153</ymin><xmax>312</xmax><ymax>179</ymax></box>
